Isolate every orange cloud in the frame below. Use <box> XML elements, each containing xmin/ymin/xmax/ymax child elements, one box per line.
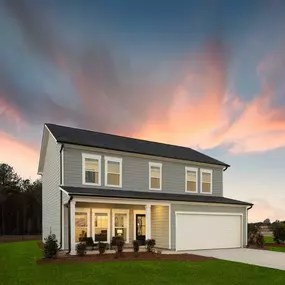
<box><xmin>0</xmin><ymin>131</ymin><xmax>39</xmax><ymax>180</ymax></box>
<box><xmin>131</xmin><ymin>46</ymin><xmax>285</xmax><ymax>154</ymax></box>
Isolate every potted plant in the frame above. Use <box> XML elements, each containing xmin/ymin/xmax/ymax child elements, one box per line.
<box><xmin>145</xmin><ymin>239</ymin><xmax>156</xmax><ymax>253</ymax></box>
<box><xmin>76</xmin><ymin>242</ymin><xmax>87</xmax><ymax>256</ymax></box>
<box><xmin>98</xmin><ymin>242</ymin><xmax>107</xmax><ymax>255</ymax></box>
<box><xmin>133</xmin><ymin>240</ymin><xmax>140</xmax><ymax>257</ymax></box>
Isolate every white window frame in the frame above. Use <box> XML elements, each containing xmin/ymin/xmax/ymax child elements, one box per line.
<box><xmin>200</xmin><ymin>168</ymin><xmax>213</xmax><ymax>194</ymax></box>
<box><xmin>82</xmin><ymin>153</ymin><xmax>101</xmax><ymax>186</ymax></box>
<box><xmin>185</xmin><ymin>167</ymin><xmax>198</xmax><ymax>193</ymax></box>
<box><xmin>75</xmin><ymin>208</ymin><xmax>90</xmax><ymax>243</ymax></box>
<box><xmin>149</xmin><ymin>162</ymin><xmax>162</xmax><ymax>190</ymax></box>
<box><xmin>112</xmin><ymin>209</ymin><xmax>130</xmax><ymax>243</ymax></box>
<box><xmin>104</xmin><ymin>156</ymin><xmax>122</xmax><ymax>188</ymax></box>
<box><xmin>91</xmin><ymin>209</ymin><xmax>111</xmax><ymax>244</ymax></box>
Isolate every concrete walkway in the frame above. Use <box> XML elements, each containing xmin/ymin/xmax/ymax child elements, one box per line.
<box><xmin>184</xmin><ymin>248</ymin><xmax>285</xmax><ymax>270</ymax></box>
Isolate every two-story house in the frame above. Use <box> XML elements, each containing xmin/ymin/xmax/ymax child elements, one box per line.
<box><xmin>38</xmin><ymin>123</ymin><xmax>253</xmax><ymax>253</ymax></box>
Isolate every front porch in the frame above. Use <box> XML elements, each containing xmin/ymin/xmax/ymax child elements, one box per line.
<box><xmin>62</xmin><ymin>196</ymin><xmax>171</xmax><ymax>253</ymax></box>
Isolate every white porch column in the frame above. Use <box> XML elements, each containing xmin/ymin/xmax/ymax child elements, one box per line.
<box><xmin>145</xmin><ymin>204</ymin><xmax>151</xmax><ymax>240</ymax></box>
<box><xmin>70</xmin><ymin>200</ymin><xmax>76</xmax><ymax>254</ymax></box>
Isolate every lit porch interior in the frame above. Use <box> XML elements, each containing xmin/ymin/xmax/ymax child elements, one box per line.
<box><xmin>63</xmin><ymin>198</ymin><xmax>170</xmax><ymax>254</ymax></box>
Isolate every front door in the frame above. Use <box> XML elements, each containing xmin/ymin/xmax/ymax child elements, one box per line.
<box><xmin>136</xmin><ymin>214</ymin><xmax>146</xmax><ymax>245</ymax></box>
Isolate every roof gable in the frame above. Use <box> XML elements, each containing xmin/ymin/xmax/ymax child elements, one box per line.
<box><xmin>45</xmin><ymin>123</ymin><xmax>230</xmax><ymax>167</ymax></box>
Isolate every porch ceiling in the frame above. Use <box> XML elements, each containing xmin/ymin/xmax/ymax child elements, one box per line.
<box><xmin>60</xmin><ymin>186</ymin><xmax>252</xmax><ymax>206</ymax></box>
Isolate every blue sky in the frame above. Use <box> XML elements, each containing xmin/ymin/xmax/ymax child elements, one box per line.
<box><xmin>0</xmin><ymin>0</ymin><xmax>285</xmax><ymax>222</ymax></box>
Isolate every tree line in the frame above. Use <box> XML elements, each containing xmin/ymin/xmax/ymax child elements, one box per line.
<box><xmin>0</xmin><ymin>163</ymin><xmax>42</xmax><ymax>235</ymax></box>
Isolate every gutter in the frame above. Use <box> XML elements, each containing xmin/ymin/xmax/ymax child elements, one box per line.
<box><xmin>247</xmin><ymin>204</ymin><xmax>253</xmax><ymax>210</ymax></box>
<box><xmin>223</xmin><ymin>166</ymin><xmax>229</xmax><ymax>172</ymax></box>
<box><xmin>59</xmin><ymin>144</ymin><xmax>64</xmax><ymax>249</ymax></box>
<box><xmin>66</xmin><ymin>195</ymin><xmax>73</xmax><ymax>255</ymax></box>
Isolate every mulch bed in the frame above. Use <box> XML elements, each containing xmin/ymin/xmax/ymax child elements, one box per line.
<box><xmin>37</xmin><ymin>252</ymin><xmax>216</xmax><ymax>264</ymax></box>
<box><xmin>37</xmin><ymin>241</ymin><xmax>44</xmax><ymax>249</ymax></box>
<box><xmin>264</xmin><ymin>243</ymin><xmax>285</xmax><ymax>247</ymax></box>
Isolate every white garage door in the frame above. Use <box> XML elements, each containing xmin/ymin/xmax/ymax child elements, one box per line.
<box><xmin>176</xmin><ymin>212</ymin><xmax>242</xmax><ymax>251</ymax></box>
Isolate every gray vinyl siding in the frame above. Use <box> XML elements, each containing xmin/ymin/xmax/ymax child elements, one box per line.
<box><xmin>75</xmin><ymin>203</ymin><xmax>145</xmax><ymax>245</ymax></box>
<box><xmin>64</xmin><ymin>145</ymin><xmax>223</xmax><ymax>196</ymax></box>
<box><xmin>42</xmin><ymin>133</ymin><xmax>61</xmax><ymax>242</ymax></box>
<box><xmin>170</xmin><ymin>203</ymin><xmax>247</xmax><ymax>250</ymax></box>
<box><xmin>151</xmin><ymin>206</ymin><xmax>169</xmax><ymax>249</ymax></box>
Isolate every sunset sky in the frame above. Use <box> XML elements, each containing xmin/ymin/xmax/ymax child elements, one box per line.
<box><xmin>1</xmin><ymin>0</ymin><xmax>285</xmax><ymax>222</ymax></box>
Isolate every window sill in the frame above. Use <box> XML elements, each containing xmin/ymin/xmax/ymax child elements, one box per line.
<box><xmin>82</xmin><ymin>182</ymin><xmax>101</xmax><ymax>186</ymax></box>
<box><xmin>185</xmin><ymin>190</ymin><xmax>198</xmax><ymax>194</ymax></box>
<box><xmin>105</xmin><ymin>184</ymin><xmax>122</xmax><ymax>188</ymax></box>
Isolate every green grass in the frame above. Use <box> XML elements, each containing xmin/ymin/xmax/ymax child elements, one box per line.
<box><xmin>264</xmin><ymin>236</ymin><xmax>274</xmax><ymax>243</ymax></box>
<box><xmin>1</xmin><ymin>241</ymin><xmax>285</xmax><ymax>285</ymax></box>
<box><xmin>265</xmin><ymin>246</ymin><xmax>285</xmax><ymax>252</ymax></box>
<box><xmin>263</xmin><ymin>236</ymin><xmax>285</xmax><ymax>252</ymax></box>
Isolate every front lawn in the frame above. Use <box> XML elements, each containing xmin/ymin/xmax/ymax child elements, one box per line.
<box><xmin>1</xmin><ymin>241</ymin><xmax>285</xmax><ymax>285</ymax></box>
<box><xmin>264</xmin><ymin>236</ymin><xmax>274</xmax><ymax>243</ymax></box>
<box><xmin>265</xmin><ymin>246</ymin><xmax>285</xmax><ymax>252</ymax></box>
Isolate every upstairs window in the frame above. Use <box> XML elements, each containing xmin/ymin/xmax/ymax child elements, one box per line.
<box><xmin>105</xmin><ymin>156</ymin><xmax>122</xmax><ymax>187</ymax></box>
<box><xmin>201</xmin><ymin>169</ymin><xmax>213</xmax><ymax>194</ymax></box>
<box><xmin>185</xmin><ymin>167</ymin><xmax>198</xmax><ymax>193</ymax></box>
<box><xmin>149</xmin><ymin>162</ymin><xmax>162</xmax><ymax>190</ymax></box>
<box><xmin>82</xmin><ymin>154</ymin><xmax>101</xmax><ymax>185</ymax></box>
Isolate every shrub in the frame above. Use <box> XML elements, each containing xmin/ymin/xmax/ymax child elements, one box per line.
<box><xmin>43</xmin><ymin>233</ymin><xmax>59</xmax><ymax>258</ymax></box>
<box><xmin>98</xmin><ymin>242</ymin><xmax>107</xmax><ymax>255</ymax></box>
<box><xmin>145</xmin><ymin>239</ymin><xmax>156</xmax><ymax>252</ymax></box>
<box><xmin>76</xmin><ymin>242</ymin><xmax>86</xmax><ymax>256</ymax></box>
<box><xmin>248</xmin><ymin>223</ymin><xmax>260</xmax><ymax>235</ymax></box>
<box><xmin>248</xmin><ymin>231</ymin><xmax>264</xmax><ymax>248</ymax></box>
<box><xmin>133</xmin><ymin>240</ymin><xmax>140</xmax><ymax>253</ymax></box>
<box><xmin>273</xmin><ymin>222</ymin><xmax>285</xmax><ymax>244</ymax></box>
<box><xmin>115</xmin><ymin>236</ymin><xmax>125</xmax><ymax>254</ymax></box>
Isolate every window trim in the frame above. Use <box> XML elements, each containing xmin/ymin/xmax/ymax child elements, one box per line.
<box><xmin>185</xmin><ymin>167</ymin><xmax>198</xmax><ymax>193</ymax></box>
<box><xmin>200</xmin><ymin>168</ymin><xmax>213</xmax><ymax>194</ymax></box>
<box><xmin>112</xmin><ymin>209</ymin><xmax>130</xmax><ymax>243</ymax></box>
<box><xmin>104</xmin><ymin>156</ymin><xmax>123</xmax><ymax>188</ymax></box>
<box><xmin>82</xmin><ymin>153</ymin><xmax>101</xmax><ymax>186</ymax></box>
<box><xmin>91</xmin><ymin>208</ymin><xmax>111</xmax><ymax>244</ymax></box>
<box><xmin>149</xmin><ymin>162</ymin><xmax>162</xmax><ymax>191</ymax></box>
<box><xmin>75</xmin><ymin>208</ymin><xmax>90</xmax><ymax>243</ymax></box>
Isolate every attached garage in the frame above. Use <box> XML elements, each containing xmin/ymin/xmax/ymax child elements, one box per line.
<box><xmin>175</xmin><ymin>212</ymin><xmax>243</xmax><ymax>251</ymax></box>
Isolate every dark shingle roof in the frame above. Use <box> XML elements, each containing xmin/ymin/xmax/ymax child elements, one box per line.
<box><xmin>46</xmin><ymin>123</ymin><xmax>229</xmax><ymax>167</ymax></box>
<box><xmin>60</xmin><ymin>186</ymin><xmax>252</xmax><ymax>206</ymax></box>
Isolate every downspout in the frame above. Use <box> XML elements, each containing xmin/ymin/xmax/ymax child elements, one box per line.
<box><xmin>246</xmin><ymin>204</ymin><xmax>253</xmax><ymax>247</ymax></box>
<box><xmin>66</xmin><ymin>195</ymin><xmax>73</xmax><ymax>255</ymax></box>
<box><xmin>59</xmin><ymin>144</ymin><xmax>64</xmax><ymax>249</ymax></box>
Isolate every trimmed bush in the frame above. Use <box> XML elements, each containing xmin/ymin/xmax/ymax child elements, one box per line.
<box><xmin>145</xmin><ymin>239</ymin><xmax>156</xmax><ymax>252</ymax></box>
<box><xmin>132</xmin><ymin>240</ymin><xmax>140</xmax><ymax>253</ymax></box>
<box><xmin>43</xmin><ymin>233</ymin><xmax>59</xmax><ymax>258</ymax></box>
<box><xmin>115</xmin><ymin>236</ymin><xmax>125</xmax><ymax>254</ymax></box>
<box><xmin>273</xmin><ymin>222</ymin><xmax>285</xmax><ymax>244</ymax></box>
<box><xmin>76</xmin><ymin>242</ymin><xmax>86</xmax><ymax>256</ymax></box>
<box><xmin>98</xmin><ymin>242</ymin><xmax>107</xmax><ymax>255</ymax></box>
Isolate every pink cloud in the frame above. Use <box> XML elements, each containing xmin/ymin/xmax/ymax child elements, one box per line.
<box><xmin>0</xmin><ymin>131</ymin><xmax>39</xmax><ymax>179</ymax></box>
<box><xmin>130</xmin><ymin>46</ymin><xmax>285</xmax><ymax>154</ymax></box>
<box><xmin>0</xmin><ymin>95</ymin><xmax>25</xmax><ymax>128</ymax></box>
<box><xmin>248</xmin><ymin>198</ymin><xmax>285</xmax><ymax>222</ymax></box>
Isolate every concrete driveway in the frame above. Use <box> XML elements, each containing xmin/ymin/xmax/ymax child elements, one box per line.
<box><xmin>186</xmin><ymin>248</ymin><xmax>285</xmax><ymax>270</ymax></box>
